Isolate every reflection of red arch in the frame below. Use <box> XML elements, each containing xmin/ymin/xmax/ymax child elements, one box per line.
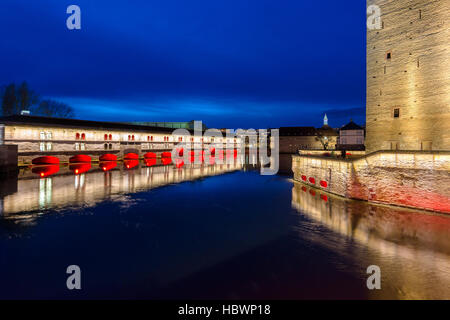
<box><xmin>100</xmin><ymin>161</ymin><xmax>117</xmax><ymax>171</ymax></box>
<box><xmin>100</xmin><ymin>154</ymin><xmax>117</xmax><ymax>161</ymax></box>
<box><xmin>175</xmin><ymin>159</ymin><xmax>184</xmax><ymax>168</ymax></box>
<box><xmin>161</xmin><ymin>157</ymin><xmax>172</xmax><ymax>165</ymax></box>
<box><xmin>70</xmin><ymin>163</ymin><xmax>91</xmax><ymax>175</ymax></box>
<box><xmin>161</xmin><ymin>152</ymin><xmax>171</xmax><ymax>158</ymax></box>
<box><xmin>32</xmin><ymin>165</ymin><xmax>60</xmax><ymax>177</ymax></box>
<box><xmin>177</xmin><ymin>148</ymin><xmax>184</xmax><ymax>157</ymax></box>
<box><xmin>144</xmin><ymin>152</ymin><xmax>156</xmax><ymax>159</ymax></box>
<box><xmin>32</xmin><ymin>156</ymin><xmax>60</xmax><ymax>165</ymax></box>
<box><xmin>124</xmin><ymin>160</ymin><xmax>139</xmax><ymax>169</ymax></box>
<box><xmin>124</xmin><ymin>153</ymin><xmax>139</xmax><ymax>160</ymax></box>
<box><xmin>69</xmin><ymin>155</ymin><xmax>91</xmax><ymax>163</ymax></box>
<box><xmin>144</xmin><ymin>158</ymin><xmax>157</xmax><ymax>167</ymax></box>
<box><xmin>309</xmin><ymin>177</ymin><xmax>316</xmax><ymax>184</ymax></box>
<box><xmin>210</xmin><ymin>147</ymin><xmax>215</xmax><ymax>155</ymax></box>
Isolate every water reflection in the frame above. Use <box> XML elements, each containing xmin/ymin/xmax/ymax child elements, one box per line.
<box><xmin>291</xmin><ymin>182</ymin><xmax>450</xmax><ymax>299</ymax></box>
<box><xmin>1</xmin><ymin>159</ymin><xmax>243</xmax><ymax>219</ymax></box>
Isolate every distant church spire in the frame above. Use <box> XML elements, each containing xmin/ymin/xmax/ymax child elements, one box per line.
<box><xmin>323</xmin><ymin>113</ymin><xmax>328</xmax><ymax>126</ymax></box>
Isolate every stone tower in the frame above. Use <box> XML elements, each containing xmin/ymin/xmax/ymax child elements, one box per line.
<box><xmin>366</xmin><ymin>0</ymin><xmax>450</xmax><ymax>153</ymax></box>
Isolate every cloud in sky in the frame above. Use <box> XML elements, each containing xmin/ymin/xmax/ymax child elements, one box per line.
<box><xmin>0</xmin><ymin>0</ymin><xmax>366</xmax><ymax>128</ymax></box>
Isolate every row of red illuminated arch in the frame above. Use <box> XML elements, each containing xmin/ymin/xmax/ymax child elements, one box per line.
<box><xmin>300</xmin><ymin>175</ymin><xmax>328</xmax><ymax>188</ymax></box>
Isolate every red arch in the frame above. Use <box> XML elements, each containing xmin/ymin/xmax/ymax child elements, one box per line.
<box><xmin>144</xmin><ymin>152</ymin><xmax>157</xmax><ymax>159</ymax></box>
<box><xmin>69</xmin><ymin>155</ymin><xmax>91</xmax><ymax>163</ymax></box>
<box><xmin>100</xmin><ymin>154</ymin><xmax>117</xmax><ymax>161</ymax></box>
<box><xmin>32</xmin><ymin>156</ymin><xmax>60</xmax><ymax>165</ymax></box>
<box><xmin>124</xmin><ymin>153</ymin><xmax>139</xmax><ymax>160</ymax></box>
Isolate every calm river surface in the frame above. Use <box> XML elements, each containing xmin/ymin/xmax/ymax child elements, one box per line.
<box><xmin>0</xmin><ymin>159</ymin><xmax>449</xmax><ymax>299</ymax></box>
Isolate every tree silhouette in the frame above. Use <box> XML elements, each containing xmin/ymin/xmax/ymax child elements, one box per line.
<box><xmin>17</xmin><ymin>82</ymin><xmax>39</xmax><ymax>114</ymax></box>
<box><xmin>1</xmin><ymin>83</ymin><xmax>17</xmax><ymax>116</ymax></box>
<box><xmin>1</xmin><ymin>82</ymin><xmax>74</xmax><ymax>118</ymax></box>
<box><xmin>35</xmin><ymin>99</ymin><xmax>75</xmax><ymax>118</ymax></box>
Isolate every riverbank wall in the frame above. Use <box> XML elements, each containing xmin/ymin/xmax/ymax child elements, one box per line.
<box><xmin>0</xmin><ymin>145</ymin><xmax>18</xmax><ymax>176</ymax></box>
<box><xmin>292</xmin><ymin>151</ymin><xmax>450</xmax><ymax>214</ymax></box>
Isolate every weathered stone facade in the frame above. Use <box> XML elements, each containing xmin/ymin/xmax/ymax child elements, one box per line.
<box><xmin>292</xmin><ymin>151</ymin><xmax>450</xmax><ymax>213</ymax></box>
<box><xmin>366</xmin><ymin>0</ymin><xmax>450</xmax><ymax>153</ymax></box>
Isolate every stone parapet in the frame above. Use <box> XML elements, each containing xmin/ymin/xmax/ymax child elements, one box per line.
<box><xmin>292</xmin><ymin>150</ymin><xmax>450</xmax><ymax>213</ymax></box>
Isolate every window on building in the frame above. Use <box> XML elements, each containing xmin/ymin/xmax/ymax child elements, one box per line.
<box><xmin>421</xmin><ymin>141</ymin><xmax>432</xmax><ymax>151</ymax></box>
<box><xmin>81</xmin><ymin>133</ymin><xmax>86</xmax><ymax>140</ymax></box>
<box><xmin>46</xmin><ymin>132</ymin><xmax>52</xmax><ymax>139</ymax></box>
<box><xmin>80</xmin><ymin>143</ymin><xmax>86</xmax><ymax>150</ymax></box>
<box><xmin>386</xmin><ymin>52</ymin><xmax>392</xmax><ymax>60</ymax></box>
<box><xmin>75</xmin><ymin>143</ymin><xmax>80</xmax><ymax>150</ymax></box>
<box><xmin>40</xmin><ymin>142</ymin><xmax>45</xmax><ymax>151</ymax></box>
<box><xmin>40</xmin><ymin>132</ymin><xmax>45</xmax><ymax>140</ymax></box>
<box><xmin>46</xmin><ymin>142</ymin><xmax>52</xmax><ymax>151</ymax></box>
<box><xmin>104</xmin><ymin>134</ymin><xmax>108</xmax><ymax>140</ymax></box>
<box><xmin>132</xmin><ymin>135</ymin><xmax>135</xmax><ymax>141</ymax></box>
<box><xmin>390</xmin><ymin>142</ymin><xmax>399</xmax><ymax>150</ymax></box>
<box><xmin>76</xmin><ymin>133</ymin><xmax>80</xmax><ymax>140</ymax></box>
<box><xmin>104</xmin><ymin>143</ymin><xmax>108</xmax><ymax>150</ymax></box>
<box><xmin>393</xmin><ymin>108</ymin><xmax>400</xmax><ymax>118</ymax></box>
<box><xmin>109</xmin><ymin>134</ymin><xmax>112</xmax><ymax>140</ymax></box>
<box><xmin>109</xmin><ymin>144</ymin><xmax>113</xmax><ymax>150</ymax></box>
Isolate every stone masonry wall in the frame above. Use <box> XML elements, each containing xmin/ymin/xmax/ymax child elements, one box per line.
<box><xmin>293</xmin><ymin>151</ymin><xmax>450</xmax><ymax>213</ymax></box>
<box><xmin>366</xmin><ymin>0</ymin><xmax>450</xmax><ymax>153</ymax></box>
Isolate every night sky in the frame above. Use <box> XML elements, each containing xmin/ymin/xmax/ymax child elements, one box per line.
<box><xmin>0</xmin><ymin>0</ymin><xmax>366</xmax><ymax>129</ymax></box>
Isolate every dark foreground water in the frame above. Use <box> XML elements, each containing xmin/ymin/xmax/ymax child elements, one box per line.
<box><xmin>0</xmin><ymin>160</ymin><xmax>449</xmax><ymax>299</ymax></box>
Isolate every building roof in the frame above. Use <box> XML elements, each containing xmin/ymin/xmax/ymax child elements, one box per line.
<box><xmin>0</xmin><ymin>115</ymin><xmax>182</xmax><ymax>133</ymax></box>
<box><xmin>340</xmin><ymin>120</ymin><xmax>363</xmax><ymax>130</ymax></box>
<box><xmin>317</xmin><ymin>125</ymin><xmax>339</xmax><ymax>136</ymax></box>
<box><xmin>279</xmin><ymin>126</ymin><xmax>317</xmax><ymax>136</ymax></box>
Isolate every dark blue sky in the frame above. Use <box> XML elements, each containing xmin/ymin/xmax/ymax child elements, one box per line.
<box><xmin>0</xmin><ymin>0</ymin><xmax>366</xmax><ymax>129</ymax></box>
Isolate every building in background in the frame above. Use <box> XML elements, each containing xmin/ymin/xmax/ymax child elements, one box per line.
<box><xmin>0</xmin><ymin>115</ymin><xmax>227</xmax><ymax>165</ymax></box>
<box><xmin>337</xmin><ymin>120</ymin><xmax>365</xmax><ymax>151</ymax></box>
<box><xmin>366</xmin><ymin>0</ymin><xmax>450</xmax><ymax>153</ymax></box>
<box><xmin>279</xmin><ymin>115</ymin><xmax>338</xmax><ymax>154</ymax></box>
<box><xmin>129</xmin><ymin>121</ymin><xmax>207</xmax><ymax>131</ymax></box>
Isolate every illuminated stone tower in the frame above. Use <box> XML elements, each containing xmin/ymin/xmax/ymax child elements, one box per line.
<box><xmin>366</xmin><ymin>0</ymin><xmax>450</xmax><ymax>153</ymax></box>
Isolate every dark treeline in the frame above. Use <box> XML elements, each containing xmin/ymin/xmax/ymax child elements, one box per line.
<box><xmin>0</xmin><ymin>82</ymin><xmax>75</xmax><ymax>118</ymax></box>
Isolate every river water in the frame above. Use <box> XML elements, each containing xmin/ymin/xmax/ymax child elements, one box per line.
<box><xmin>0</xmin><ymin>159</ymin><xmax>449</xmax><ymax>299</ymax></box>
